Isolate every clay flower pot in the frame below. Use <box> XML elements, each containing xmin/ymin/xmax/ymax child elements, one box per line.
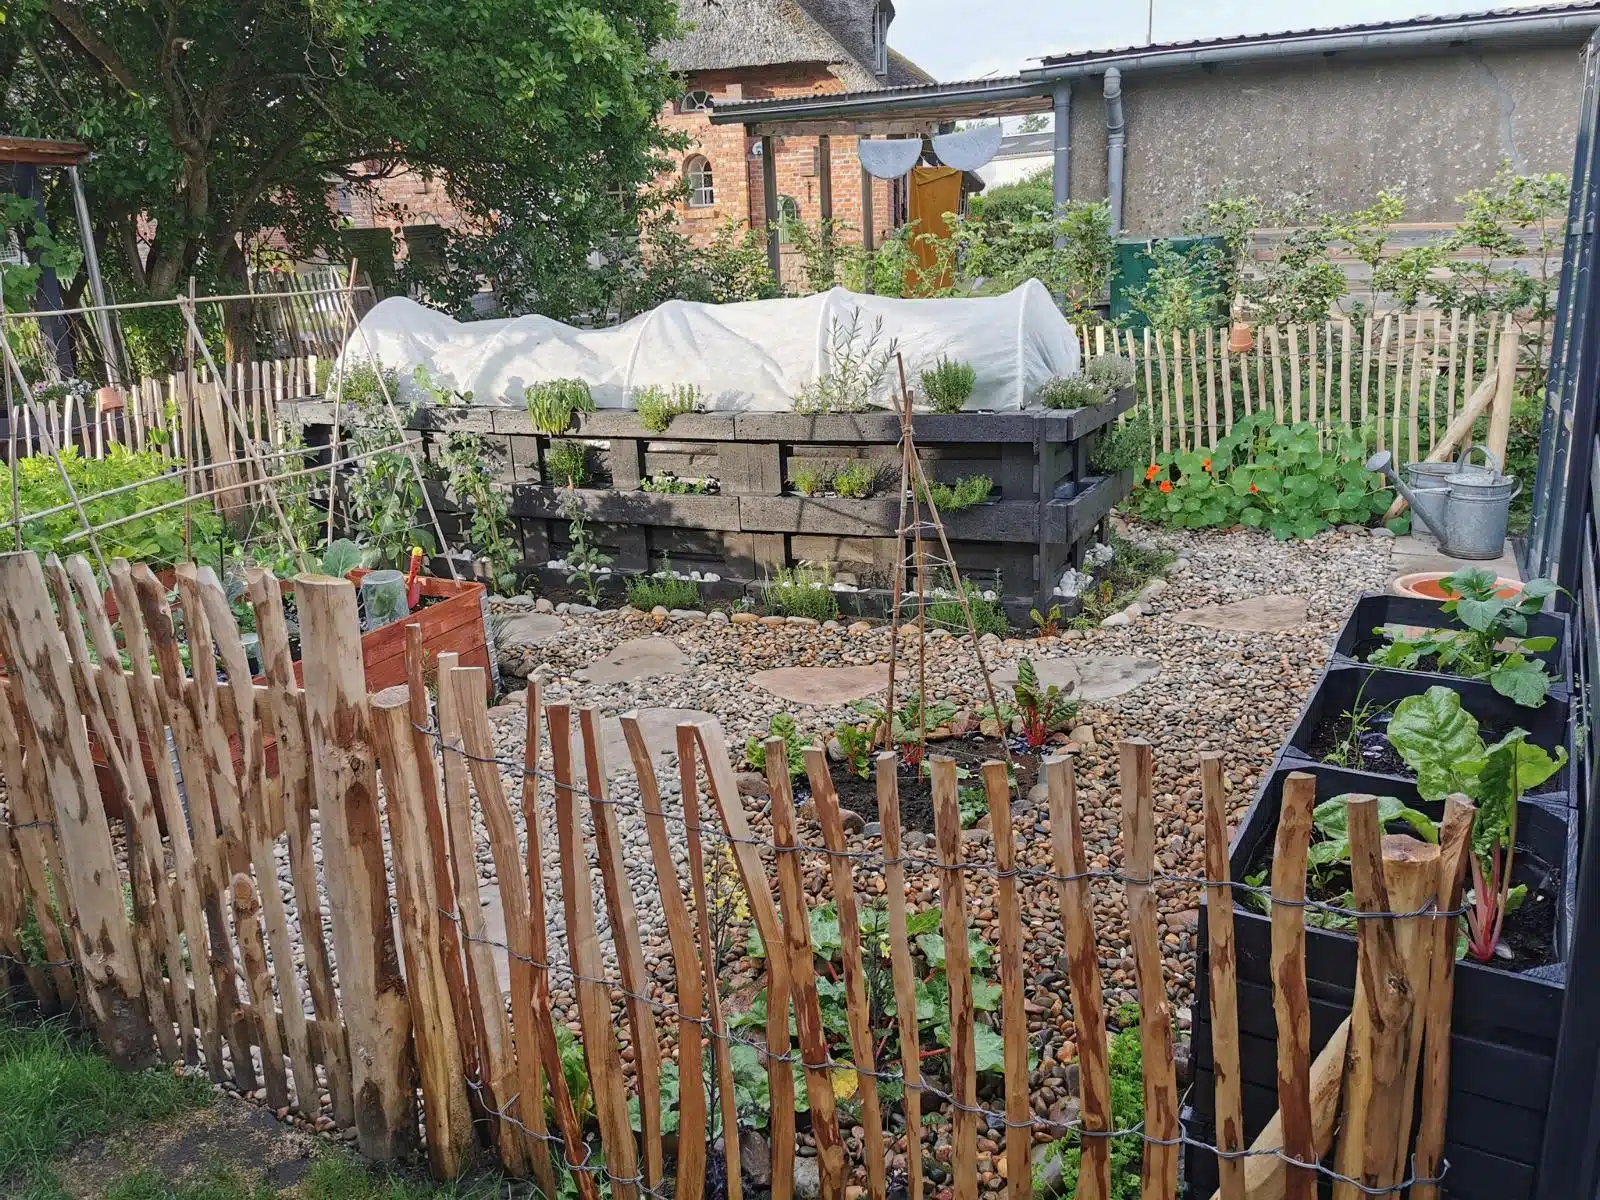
<box><xmin>96</xmin><ymin>385</ymin><xmax>125</xmax><ymax>412</ymax></box>
<box><xmin>1227</xmin><ymin>322</ymin><xmax>1254</xmax><ymax>354</ymax></box>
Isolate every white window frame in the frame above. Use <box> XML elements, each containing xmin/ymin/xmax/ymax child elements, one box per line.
<box><xmin>680</xmin><ymin>89</ymin><xmax>715</xmax><ymax>114</ymax></box>
<box><xmin>685</xmin><ymin>155</ymin><xmax>715</xmax><ymax>208</ymax></box>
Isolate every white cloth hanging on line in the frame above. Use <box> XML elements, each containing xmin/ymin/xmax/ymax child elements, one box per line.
<box><xmin>932</xmin><ymin>124</ymin><xmax>1002</xmax><ymax>171</ymax></box>
<box><xmin>857</xmin><ymin>138</ymin><xmax>924</xmax><ymax>180</ymax></box>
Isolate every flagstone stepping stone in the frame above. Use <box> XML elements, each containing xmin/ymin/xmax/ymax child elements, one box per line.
<box><xmin>993</xmin><ymin>655</ymin><xmax>1161</xmax><ymax>702</ymax></box>
<box><xmin>750</xmin><ymin>664</ymin><xmax>890</xmax><ymax>705</ymax></box>
<box><xmin>598</xmin><ymin>707</ymin><xmax>715</xmax><ymax>778</ymax></box>
<box><xmin>498</xmin><ymin>612</ymin><xmax>564</xmax><ymax>648</ymax></box>
<box><xmin>576</xmin><ymin>637</ymin><xmax>692</xmax><ymax>685</ymax></box>
<box><xmin>1172</xmin><ymin>594</ymin><xmax>1311</xmax><ymax>633</ymax></box>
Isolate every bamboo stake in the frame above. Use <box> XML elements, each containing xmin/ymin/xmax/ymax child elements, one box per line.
<box><xmin>455</xmin><ymin>669</ymin><xmax>555</xmax><ymax>1189</ymax></box>
<box><xmin>1200</xmin><ymin>754</ymin><xmax>1244</xmax><ymax>1200</ymax></box>
<box><xmin>627</xmin><ymin>717</ymin><xmax>707</xmax><ymax>1200</ymax></box>
<box><xmin>1288</xmin><ymin>323</ymin><xmax>1303</xmax><ymax>425</ymax></box>
<box><xmin>1120</xmin><ymin>739</ymin><xmax>1177</xmax><ymax>1200</ymax></box>
<box><xmin>1411</xmin><ymin>798</ymin><xmax>1476</xmax><ymax>1200</ymax></box>
<box><xmin>931</xmin><ymin>755</ymin><xmax>978</xmax><ymax>1200</ymax></box>
<box><xmin>1272</xmin><ymin>773</ymin><xmax>1316</xmax><ymax>1200</ymax></box>
<box><xmin>679</xmin><ymin>725</ymin><xmax>742</xmax><ymax>1200</ymax></box>
<box><xmin>1240</xmin><ymin>330</ymin><xmax>1255</xmax><ymax>417</ymax></box>
<box><xmin>984</xmin><ymin>759</ymin><xmax>1031</xmax><ymax>1200</ymax></box>
<box><xmin>770</xmin><ymin>739</ymin><xmax>847</xmax><ymax>1195</ymax></box>
<box><xmin>808</xmin><ymin>747</ymin><xmax>888</xmax><ymax>1200</ymax></box>
<box><xmin>578</xmin><ymin>707</ymin><xmax>663</xmax><ymax>1192</ymax></box>
<box><xmin>878</xmin><ymin>753</ymin><xmax>923</xmax><ymax>1200</ymax></box>
<box><xmin>1046</xmin><ymin>753</ymin><xmax>1109</xmax><ymax>1200</ymax></box>
<box><xmin>546</xmin><ymin>702</ymin><xmax>636</xmax><ymax>1199</ymax></box>
<box><xmin>1382</xmin><ymin>372</ymin><xmax>1500</xmax><ymax>519</ymax></box>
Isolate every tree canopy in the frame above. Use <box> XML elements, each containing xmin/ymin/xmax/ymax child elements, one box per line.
<box><xmin>1</xmin><ymin>0</ymin><xmax>684</xmax><ymax>329</ymax></box>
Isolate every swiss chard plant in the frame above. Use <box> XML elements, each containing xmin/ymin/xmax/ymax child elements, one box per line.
<box><xmin>1367</xmin><ymin>569</ymin><xmax>1560</xmax><ymax>707</ymax></box>
<box><xmin>742</xmin><ymin>712</ymin><xmax>809</xmax><ymax>779</ymax></box>
<box><xmin>1012</xmin><ymin>656</ymin><xmax>1077</xmax><ymax>750</ymax></box>
<box><xmin>833</xmin><ymin>721</ymin><xmax>875</xmax><ymax>781</ymax></box>
<box><xmin>853</xmin><ymin>691</ymin><xmax>957</xmax><ymax>766</ymax></box>
<box><xmin>1386</xmin><ymin>685</ymin><xmax>1567</xmax><ymax>962</ymax></box>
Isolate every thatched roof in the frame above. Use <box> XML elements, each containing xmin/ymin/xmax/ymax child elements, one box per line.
<box><xmin>662</xmin><ymin>0</ymin><xmax>930</xmax><ymax>90</ymax></box>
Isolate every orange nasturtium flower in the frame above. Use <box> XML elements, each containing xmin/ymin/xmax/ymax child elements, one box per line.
<box><xmin>1145</xmin><ymin>463</ymin><xmax>1160</xmax><ymax>482</ymax></box>
<box><xmin>1159</xmin><ymin>480</ymin><xmax>1173</xmax><ymax>493</ymax></box>
<box><xmin>1202</xmin><ymin>457</ymin><xmax>1212</xmax><ymax>471</ymax></box>
<box><xmin>1249</xmin><ymin>483</ymin><xmax>1260</xmax><ymax>493</ymax></box>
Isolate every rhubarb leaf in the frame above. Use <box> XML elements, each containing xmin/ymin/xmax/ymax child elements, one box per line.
<box><xmin>1387</xmin><ymin>687</ymin><xmax>1486</xmax><ymax>801</ymax></box>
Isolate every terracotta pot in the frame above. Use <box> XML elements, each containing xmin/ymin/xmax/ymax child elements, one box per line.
<box><xmin>1227</xmin><ymin>322</ymin><xmax>1254</xmax><ymax>354</ymax></box>
<box><xmin>96</xmin><ymin>385</ymin><xmax>125</xmax><ymax>412</ymax></box>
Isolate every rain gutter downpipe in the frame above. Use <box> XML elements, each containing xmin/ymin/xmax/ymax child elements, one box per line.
<box><xmin>1052</xmin><ymin>82</ymin><xmax>1070</xmax><ymax>249</ymax></box>
<box><xmin>1103</xmin><ymin>68</ymin><xmax>1126</xmax><ymax>235</ymax></box>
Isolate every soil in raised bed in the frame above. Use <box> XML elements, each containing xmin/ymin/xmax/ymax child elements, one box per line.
<box><xmin>827</xmin><ymin>735</ymin><xmax>1043</xmax><ymax>833</ymax></box>
<box><xmin>1246</xmin><ymin>841</ymin><xmax>1560</xmax><ymax>973</ymax></box>
<box><xmin>1306</xmin><ymin>708</ymin><xmax>1562</xmax><ymax>795</ymax></box>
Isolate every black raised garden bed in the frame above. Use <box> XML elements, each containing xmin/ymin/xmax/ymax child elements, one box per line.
<box><xmin>1280</xmin><ymin>664</ymin><xmax>1576</xmax><ymax>806</ymax></box>
<box><xmin>1332</xmin><ymin>592</ymin><xmax>1572</xmax><ymax>698</ymax></box>
<box><xmin>1184</xmin><ymin>761</ymin><xmax>1577</xmax><ymax>1200</ymax></box>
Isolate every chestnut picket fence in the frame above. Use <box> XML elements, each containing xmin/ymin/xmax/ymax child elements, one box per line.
<box><xmin>0</xmin><ymin>549</ymin><xmax>1470</xmax><ymax>1200</ymax></box>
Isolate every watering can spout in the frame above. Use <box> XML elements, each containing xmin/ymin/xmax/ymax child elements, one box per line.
<box><xmin>1366</xmin><ymin>450</ymin><xmax>1449</xmax><ymax>542</ymax></box>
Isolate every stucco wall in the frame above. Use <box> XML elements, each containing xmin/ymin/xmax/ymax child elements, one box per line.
<box><xmin>1061</xmin><ymin>43</ymin><xmax>1586</xmax><ymax>235</ymax></box>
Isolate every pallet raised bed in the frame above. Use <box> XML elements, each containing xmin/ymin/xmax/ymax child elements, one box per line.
<box><xmin>284</xmin><ymin>392</ymin><xmax>1135</xmax><ymax>623</ymax></box>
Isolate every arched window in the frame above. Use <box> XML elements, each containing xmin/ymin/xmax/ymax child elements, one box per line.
<box><xmin>685</xmin><ymin>155</ymin><xmax>715</xmax><ymax>208</ymax></box>
<box><xmin>680</xmin><ymin>89</ymin><xmax>714</xmax><ymax>114</ymax></box>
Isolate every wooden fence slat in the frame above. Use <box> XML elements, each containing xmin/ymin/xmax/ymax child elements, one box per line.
<box><xmin>249</xmin><ymin>569</ymin><xmax>352</xmax><ymax>1120</ymax></box>
<box><xmin>877</xmin><ymin>752</ymin><xmax>924</xmax><ymax>1200</ymax></box>
<box><xmin>370</xmin><ymin>691</ymin><xmax>476</xmax><ymax>1179</ymax></box>
<box><xmin>770</xmin><ymin>738</ymin><xmax>847</xmax><ymax>1195</ymax></box>
<box><xmin>1463</xmin><ymin>312</ymin><xmax>1478</xmax><ymax>411</ymax></box>
<box><xmin>1359</xmin><ymin>317</ymin><xmax>1374</xmax><ymax>430</ymax></box>
<box><xmin>1287</xmin><ymin>324</ymin><xmax>1302</xmax><ymax>425</ymax></box>
<box><xmin>1118</xmin><ymin>739</ymin><xmax>1177</xmax><ymax>1200</ymax></box>
<box><xmin>1271</xmin><ymin>773</ymin><xmax>1315</xmax><ymax>1200</ymax></box>
<box><xmin>1188</xmin><ymin>330</ymin><xmax>1203</xmax><ymax>446</ymax></box>
<box><xmin>453</xmin><ymin>668</ymin><xmax>554</xmax><ymax>1189</ymax></box>
<box><xmin>679</xmin><ymin>724</ymin><xmax>742</xmax><ymax>1200</ymax></box>
<box><xmin>297</xmin><ymin>574</ymin><xmax>413</xmax><ymax>1159</ymax></box>
<box><xmin>1412</xmin><ymin>797</ymin><xmax>1476</xmax><ymax>1200</ymax></box>
<box><xmin>1268</xmin><ymin>326</ymin><xmax>1285</xmax><ymax>422</ymax></box>
<box><xmin>1308</xmin><ymin>322</ymin><xmax>1320</xmax><ymax>426</ymax></box>
<box><xmin>547</xmin><ymin>701</ymin><xmax>638</xmax><ymax>1200</ymax></box>
<box><xmin>1324</xmin><ymin>321</ymin><xmax>1335</xmax><ymax>429</ymax></box>
<box><xmin>229</xmin><ymin>871</ymin><xmax>289</xmax><ymax>1107</ymax></box>
<box><xmin>1172</xmin><ymin>330</ymin><xmax>1188</xmax><ymax>451</ymax></box>
<box><xmin>1155</xmin><ymin>331</ymin><xmax>1172</xmax><ymax>454</ymax></box>
<box><xmin>982</xmin><ymin>760</ymin><xmax>1031</xmax><ymax>1200</ymax></box>
<box><xmin>578</xmin><ymin>707</ymin><xmax>664</xmax><ymax>1191</ymax></box>
<box><xmin>1199</xmin><ymin>754</ymin><xmax>1244</xmax><ymax>1200</ymax></box>
<box><xmin>1220</xmin><ymin>338</ymin><xmax>1235</xmax><ymax>434</ymax></box>
<box><xmin>1445</xmin><ymin>309</ymin><xmax>1461</xmax><ymax>424</ymax></box>
<box><xmin>0</xmin><ymin>552</ymin><xmax>154</xmax><ymax>1064</ymax></box>
<box><xmin>437</xmin><ymin>651</ymin><xmax>525</xmax><ymax>1173</ymax></box>
<box><xmin>1204</xmin><ymin>327</ymin><xmax>1219</xmax><ymax>448</ymax></box>
<box><xmin>0</xmin><ymin>810</ymin><xmax>52</xmax><ymax>1006</ymax></box>
<box><xmin>808</xmin><ymin>747</ymin><xmax>889</xmax><ymax>1200</ymax></box>
<box><xmin>626</xmin><ymin>716</ymin><xmax>707</xmax><ymax>1200</ymax></box>
<box><xmin>931</xmin><ymin>755</ymin><xmax>978</xmax><ymax>1200</ymax></box>
<box><xmin>694</xmin><ymin>720</ymin><xmax>795</xmax><ymax>1199</ymax></box>
<box><xmin>1339</xmin><ymin>320</ymin><xmax>1352</xmax><ymax>426</ymax></box>
<box><xmin>1044</xmin><ymin>753</ymin><xmax>1109</xmax><ymax>1200</ymax></box>
<box><xmin>1428</xmin><ymin>313</ymin><xmax>1442</xmax><ymax>451</ymax></box>
<box><xmin>1375</xmin><ymin>316</ymin><xmax>1393</xmax><ymax>451</ymax></box>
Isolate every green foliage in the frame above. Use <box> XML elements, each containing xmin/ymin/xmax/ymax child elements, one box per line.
<box><xmin>626</xmin><ymin>556</ymin><xmax>701</xmax><ymax>610</ymax></box>
<box><xmin>436</xmin><ymin>431</ymin><xmax>517</xmax><ymax>594</ymax></box>
<box><xmin>1319</xmin><ymin>674</ymin><xmax>1393</xmax><ymax>770</ymax></box>
<box><xmin>959</xmin><ymin>199</ymin><xmax>1115</xmax><ymax>324</ymax></box>
<box><xmin>5</xmin><ymin>446</ymin><xmax>226</xmax><ymax>568</ymax></box>
<box><xmin>1386</xmin><ymin>685</ymin><xmax>1566</xmax><ymax>961</ymax></box>
<box><xmin>1084</xmin><ymin>353</ymin><xmax>1136</xmax><ymax>394</ymax></box>
<box><xmin>633</xmin><ymin>383</ymin><xmax>701</xmax><ymax>432</ymax></box>
<box><xmin>526</xmin><ymin>379</ymin><xmax>595</xmax><ymax>435</ymax></box>
<box><xmin>927</xmin><ymin>576</ymin><xmax>1010</xmax><ymax>637</ymax></box>
<box><xmin>1031</xmin><ymin>604</ymin><xmax>1064</xmax><ymax>637</ymax></box>
<box><xmin>1133</xmin><ymin>411</ymin><xmax>1393</xmax><ymax>540</ymax></box>
<box><xmin>831</xmin><ymin>461</ymin><xmax>878</xmax><ymax>499</ymax></box>
<box><xmin>794</xmin><ymin>312</ymin><xmax>896</xmax><ymax>414</ymax></box>
<box><xmin>920</xmin><ymin>357</ymin><xmax>977</xmax><ymax>413</ymax></box>
<box><xmin>546</xmin><ymin>441</ymin><xmax>590</xmax><ymax>488</ymax></box>
<box><xmin>0</xmin><ymin>193</ymin><xmax>79</xmax><ymax>321</ymax></box>
<box><xmin>639</xmin><ymin>472</ymin><xmax>715</xmax><ymax>494</ymax></box>
<box><xmin>853</xmin><ymin>692</ymin><xmax>958</xmax><ymax>765</ymax></box>
<box><xmin>1069</xmin><ymin>535</ymin><xmax>1175</xmax><ymax>630</ymax></box>
<box><xmin>1183</xmin><ymin>187</ymin><xmax>1267</xmax><ymax>306</ymax></box>
<box><xmin>783</xmin><ymin>217</ymin><xmax>848</xmax><ymax>294</ymax></box>
<box><xmin>298</xmin><ymin>1154</ymin><xmax>509</xmax><ymax>1198</ymax></box>
<box><xmin>766</xmin><ymin>564</ymin><xmax>839</xmax><ymax>620</ymax></box>
<box><xmin>958</xmin><ymin>785</ymin><xmax>989</xmax><ymax>829</ymax></box>
<box><xmin>1367</xmin><ymin>570</ymin><xmax>1559</xmax><ymax>706</ymax></box>
<box><xmin>1031</xmin><ymin>1016</ymin><xmax>1146</xmax><ymax>1199</ymax></box>
<box><xmin>560</xmin><ymin>492</ymin><xmax>610</xmax><ymax>605</ymax></box>
<box><xmin>834</xmin><ymin>721</ymin><xmax>875</xmax><ymax>780</ymax></box>
<box><xmin>916</xmin><ymin>474</ymin><xmax>994</xmax><ymax>512</ymax></box>
<box><xmin>1091</xmin><ymin>408</ymin><xmax>1155</xmax><ymax>475</ymax></box>
<box><xmin>1039</xmin><ymin>374</ymin><xmax>1110</xmax><ymax>410</ymax></box>
<box><xmin>601</xmin><ymin>213</ymin><xmax>781</xmax><ymax>320</ymax></box>
<box><xmin>742</xmin><ymin>712</ymin><xmax>809</xmax><ymax>778</ymax></box>
<box><xmin>1013</xmin><ymin>656</ymin><xmax>1077</xmax><ymax>749</ymax></box>
<box><xmin>1122</xmin><ymin>238</ymin><xmax>1227</xmax><ymax>331</ymax></box>
<box><xmin>0</xmin><ymin>1014</ymin><xmax>211</xmax><ymax>1192</ymax></box>
<box><xmin>790</xmin><ymin>463</ymin><xmax>832</xmax><ymax>497</ymax></box>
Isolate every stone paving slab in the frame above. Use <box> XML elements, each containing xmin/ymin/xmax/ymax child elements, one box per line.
<box><xmin>598</xmin><ymin>707</ymin><xmax>715</xmax><ymax>779</ymax></box>
<box><xmin>750</xmin><ymin>664</ymin><xmax>890</xmax><ymax>705</ymax></box>
<box><xmin>498</xmin><ymin>612</ymin><xmax>565</xmax><ymax>648</ymax></box>
<box><xmin>1171</xmin><ymin>594</ymin><xmax>1311</xmax><ymax>633</ymax></box>
<box><xmin>992</xmin><ymin>654</ymin><xmax>1161</xmax><ymax>701</ymax></box>
<box><xmin>575</xmin><ymin>636</ymin><xmax>692</xmax><ymax>685</ymax></box>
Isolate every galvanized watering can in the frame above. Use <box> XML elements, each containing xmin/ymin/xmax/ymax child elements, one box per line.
<box><xmin>1367</xmin><ymin>446</ymin><xmax>1521</xmax><ymax>561</ymax></box>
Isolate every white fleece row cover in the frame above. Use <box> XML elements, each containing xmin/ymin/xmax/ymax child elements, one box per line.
<box><xmin>342</xmin><ymin>281</ymin><xmax>1081</xmax><ymax>411</ymax></box>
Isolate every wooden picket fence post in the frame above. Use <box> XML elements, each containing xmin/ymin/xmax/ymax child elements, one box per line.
<box><xmin>0</xmin><ymin>552</ymin><xmax>1479</xmax><ymax>1200</ymax></box>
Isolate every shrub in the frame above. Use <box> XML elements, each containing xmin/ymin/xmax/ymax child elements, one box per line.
<box><xmin>634</xmin><ymin>383</ymin><xmax>702</xmax><ymax>433</ymax></box>
<box><xmin>627</xmin><ymin>556</ymin><xmax>702</xmax><ymax>610</ymax></box>
<box><xmin>794</xmin><ymin>312</ymin><xmax>896</xmax><ymax>414</ymax></box>
<box><xmin>917</xmin><ymin>474</ymin><xmax>993</xmax><ymax>512</ymax></box>
<box><xmin>1091</xmin><ymin>409</ymin><xmax>1155</xmax><ymax>474</ymax></box>
<box><xmin>790</xmin><ymin>463</ymin><xmax>832</xmax><ymax>496</ymax></box>
<box><xmin>1039</xmin><ymin>374</ymin><xmax>1108</xmax><ymax>410</ymax></box>
<box><xmin>928</xmin><ymin>575</ymin><xmax>1010</xmax><ymax>636</ymax></box>
<box><xmin>767</xmin><ymin>564</ymin><xmax>839</xmax><ymax>620</ymax></box>
<box><xmin>920</xmin><ymin>356</ymin><xmax>977</xmax><ymax>413</ymax></box>
<box><xmin>547</xmin><ymin>440</ymin><xmax>590</xmax><ymax>487</ymax></box>
<box><xmin>1084</xmin><ymin>353</ymin><xmax>1136</xmax><ymax>393</ymax></box>
<box><xmin>527</xmin><ymin>378</ymin><xmax>595</xmax><ymax>434</ymax></box>
<box><xmin>832</xmin><ymin>461</ymin><xmax>877</xmax><ymax>498</ymax></box>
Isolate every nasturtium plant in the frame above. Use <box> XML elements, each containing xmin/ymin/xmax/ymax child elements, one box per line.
<box><xmin>1133</xmin><ymin>412</ymin><xmax>1395</xmax><ymax>540</ymax></box>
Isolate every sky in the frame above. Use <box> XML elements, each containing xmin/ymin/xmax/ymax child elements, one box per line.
<box><xmin>888</xmin><ymin>0</ymin><xmax>1553</xmax><ymax>81</ymax></box>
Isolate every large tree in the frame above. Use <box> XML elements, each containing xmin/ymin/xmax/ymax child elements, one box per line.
<box><xmin>1</xmin><ymin>0</ymin><xmax>683</xmax><ymax>352</ymax></box>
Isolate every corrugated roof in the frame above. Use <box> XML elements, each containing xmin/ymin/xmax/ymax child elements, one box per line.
<box><xmin>1037</xmin><ymin>2</ymin><xmax>1600</xmax><ymax>65</ymax></box>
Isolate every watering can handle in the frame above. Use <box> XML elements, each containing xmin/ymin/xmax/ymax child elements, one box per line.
<box><xmin>1455</xmin><ymin>444</ymin><xmax>1502</xmax><ymax>475</ymax></box>
<box><xmin>1507</xmin><ymin>476</ymin><xmax>1523</xmax><ymax>502</ymax></box>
